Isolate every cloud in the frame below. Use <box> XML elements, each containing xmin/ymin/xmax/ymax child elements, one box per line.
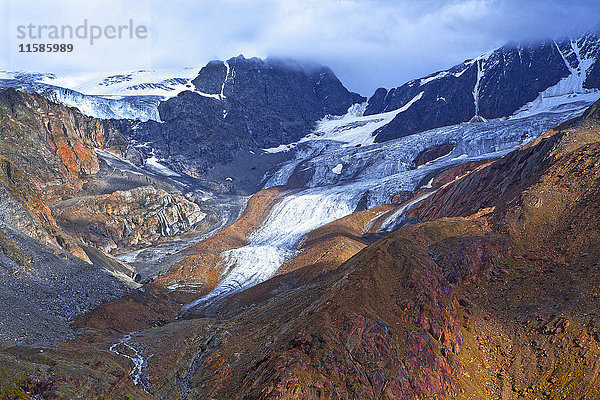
<box><xmin>2</xmin><ymin>0</ymin><xmax>599</xmax><ymax>95</ymax></box>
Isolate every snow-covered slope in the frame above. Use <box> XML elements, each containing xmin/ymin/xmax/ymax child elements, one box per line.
<box><xmin>514</xmin><ymin>34</ymin><xmax>600</xmax><ymax>118</ymax></box>
<box><xmin>0</xmin><ymin>68</ymin><xmax>200</xmax><ymax>121</ymax></box>
<box><xmin>36</xmin><ymin>68</ymin><xmax>199</xmax><ymax>97</ymax></box>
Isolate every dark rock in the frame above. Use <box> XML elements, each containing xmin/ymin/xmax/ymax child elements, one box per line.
<box><xmin>125</xmin><ymin>56</ymin><xmax>365</xmax><ymax>192</ymax></box>
<box><xmin>191</xmin><ymin>60</ymin><xmax>228</xmax><ymax>94</ymax></box>
<box><xmin>368</xmin><ymin>33</ymin><xmax>600</xmax><ymax>143</ymax></box>
<box><xmin>353</xmin><ymin>191</ymin><xmax>370</xmax><ymax>213</ymax></box>
<box><xmin>286</xmin><ymin>163</ymin><xmax>316</xmax><ymax>189</ymax></box>
<box><xmin>125</xmin><ymin>146</ymin><xmax>144</xmax><ymax>166</ymax></box>
<box><xmin>413</xmin><ymin>144</ymin><xmax>454</xmax><ymax>166</ymax></box>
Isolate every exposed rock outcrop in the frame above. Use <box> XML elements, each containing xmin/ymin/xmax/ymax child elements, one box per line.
<box><xmin>0</xmin><ymin>89</ymin><xmax>127</xmax><ymax>260</ymax></box>
<box><xmin>56</xmin><ymin>186</ymin><xmax>207</xmax><ymax>253</ymax></box>
<box><xmin>413</xmin><ymin>143</ymin><xmax>455</xmax><ymax>166</ymax></box>
<box><xmin>0</xmin><ymin>88</ymin><xmax>125</xmax><ymax>199</ymax></box>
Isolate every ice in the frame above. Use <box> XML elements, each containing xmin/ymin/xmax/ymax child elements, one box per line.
<box><xmin>512</xmin><ymin>40</ymin><xmax>600</xmax><ymax>119</ymax></box>
<box><xmin>379</xmin><ymin>190</ymin><xmax>437</xmax><ymax>232</ymax></box>
<box><xmin>472</xmin><ymin>58</ymin><xmax>485</xmax><ymax>116</ymax></box>
<box><xmin>184</xmin><ymin>103</ymin><xmax>591</xmax><ymax>311</ymax></box>
<box><xmin>263</xmin><ymin>93</ymin><xmax>423</xmax><ymax>153</ymax></box>
<box><xmin>182</xmin><ymin>189</ymin><xmax>358</xmax><ymax>310</ymax></box>
<box><xmin>44</xmin><ymin>86</ymin><xmax>163</xmax><ymax>121</ymax></box>
<box><xmin>0</xmin><ymin>68</ymin><xmax>202</xmax><ymax>121</ymax></box>
<box><xmin>38</xmin><ymin>68</ymin><xmax>199</xmax><ymax>97</ymax></box>
<box><xmin>144</xmin><ymin>156</ymin><xmax>180</xmax><ymax>177</ymax></box>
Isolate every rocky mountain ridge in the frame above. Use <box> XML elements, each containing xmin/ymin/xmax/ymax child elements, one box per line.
<box><xmin>367</xmin><ymin>30</ymin><xmax>600</xmax><ymax>142</ymax></box>
<box><xmin>121</xmin><ymin>55</ymin><xmax>365</xmax><ymax>192</ymax></box>
<box><xmin>3</xmin><ymin>33</ymin><xmax>599</xmax><ymax>194</ymax></box>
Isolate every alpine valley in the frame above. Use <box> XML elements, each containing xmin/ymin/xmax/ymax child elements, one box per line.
<box><xmin>1</xmin><ymin>29</ymin><xmax>600</xmax><ymax>400</ymax></box>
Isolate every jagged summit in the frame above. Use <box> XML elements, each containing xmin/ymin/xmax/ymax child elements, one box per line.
<box><xmin>189</xmin><ymin>54</ymin><xmax>361</xmax><ymax>106</ymax></box>
<box><xmin>125</xmin><ymin>55</ymin><xmax>365</xmax><ymax>191</ymax></box>
<box><xmin>366</xmin><ymin>31</ymin><xmax>600</xmax><ymax>142</ymax></box>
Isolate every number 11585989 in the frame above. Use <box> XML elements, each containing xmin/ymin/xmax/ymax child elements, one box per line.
<box><xmin>19</xmin><ymin>44</ymin><xmax>74</xmax><ymax>52</ymax></box>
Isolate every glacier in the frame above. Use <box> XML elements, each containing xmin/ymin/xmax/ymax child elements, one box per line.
<box><xmin>0</xmin><ymin>68</ymin><xmax>200</xmax><ymax>121</ymax></box>
<box><xmin>183</xmin><ymin>101</ymin><xmax>595</xmax><ymax>311</ymax></box>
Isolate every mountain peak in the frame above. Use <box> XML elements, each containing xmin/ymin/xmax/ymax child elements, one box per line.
<box><xmin>365</xmin><ymin>31</ymin><xmax>600</xmax><ymax>143</ymax></box>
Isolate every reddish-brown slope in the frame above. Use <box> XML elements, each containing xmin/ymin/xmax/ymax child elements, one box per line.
<box><xmin>154</xmin><ymin>187</ymin><xmax>284</xmax><ymax>293</ymax></box>
<box><xmin>0</xmin><ymin>89</ymin><xmax>124</xmax><ymax>199</ymax></box>
<box><xmin>133</xmin><ymin>99</ymin><xmax>600</xmax><ymax>399</ymax></box>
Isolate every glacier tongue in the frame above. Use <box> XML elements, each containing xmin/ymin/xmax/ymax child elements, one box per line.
<box><xmin>182</xmin><ymin>190</ymin><xmax>358</xmax><ymax>310</ymax></box>
<box><xmin>44</xmin><ymin>87</ymin><xmax>162</xmax><ymax>121</ymax></box>
<box><xmin>0</xmin><ymin>79</ymin><xmax>163</xmax><ymax>121</ymax></box>
<box><xmin>0</xmin><ymin>68</ymin><xmax>201</xmax><ymax>121</ymax></box>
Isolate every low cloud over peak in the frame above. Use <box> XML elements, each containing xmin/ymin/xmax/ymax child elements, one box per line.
<box><xmin>2</xmin><ymin>0</ymin><xmax>599</xmax><ymax>95</ymax></box>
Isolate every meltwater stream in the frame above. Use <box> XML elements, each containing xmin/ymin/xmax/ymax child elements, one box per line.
<box><xmin>109</xmin><ymin>333</ymin><xmax>150</xmax><ymax>391</ymax></box>
<box><xmin>183</xmin><ymin>104</ymin><xmax>594</xmax><ymax>311</ymax></box>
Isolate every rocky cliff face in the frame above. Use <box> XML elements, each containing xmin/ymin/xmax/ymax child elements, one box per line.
<box><xmin>0</xmin><ymin>89</ymin><xmax>217</xmax><ymax>260</ymax></box>
<box><xmin>0</xmin><ymin>88</ymin><xmax>128</xmax><ymax>259</ymax></box>
<box><xmin>0</xmin><ymin>88</ymin><xmax>125</xmax><ymax>199</ymax></box>
<box><xmin>0</xmin><ymin>155</ymin><xmax>92</xmax><ymax>262</ymax></box>
<box><xmin>123</xmin><ymin>56</ymin><xmax>365</xmax><ymax>191</ymax></box>
<box><xmin>0</xmin><ymin>89</ymin><xmax>220</xmax><ymax>352</ymax></box>
<box><xmin>0</xmin><ymin>89</ymin><xmax>141</xmax><ymax>348</ymax></box>
<box><xmin>55</xmin><ymin>186</ymin><xmax>207</xmax><ymax>254</ymax></box>
<box><xmin>367</xmin><ymin>31</ymin><xmax>600</xmax><ymax>142</ymax></box>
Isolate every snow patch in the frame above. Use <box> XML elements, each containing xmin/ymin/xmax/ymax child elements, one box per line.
<box><xmin>264</xmin><ymin>93</ymin><xmax>424</xmax><ymax>153</ymax></box>
<box><xmin>512</xmin><ymin>39</ymin><xmax>600</xmax><ymax>119</ymax></box>
<box><xmin>422</xmin><ymin>177</ymin><xmax>434</xmax><ymax>189</ymax></box>
<box><xmin>38</xmin><ymin>68</ymin><xmax>199</xmax><ymax>97</ymax></box>
<box><xmin>332</xmin><ymin>163</ymin><xmax>343</xmax><ymax>174</ymax></box>
<box><xmin>379</xmin><ymin>190</ymin><xmax>437</xmax><ymax>232</ymax></box>
<box><xmin>145</xmin><ymin>157</ymin><xmax>180</xmax><ymax>177</ymax></box>
<box><xmin>420</xmin><ymin>71</ymin><xmax>450</xmax><ymax>86</ymax></box>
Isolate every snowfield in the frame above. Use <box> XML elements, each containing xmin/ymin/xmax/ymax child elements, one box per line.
<box><xmin>0</xmin><ymin>68</ymin><xmax>201</xmax><ymax>121</ymax></box>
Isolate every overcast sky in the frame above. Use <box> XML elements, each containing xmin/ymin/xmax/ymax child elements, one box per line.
<box><xmin>1</xmin><ymin>0</ymin><xmax>599</xmax><ymax>95</ymax></box>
